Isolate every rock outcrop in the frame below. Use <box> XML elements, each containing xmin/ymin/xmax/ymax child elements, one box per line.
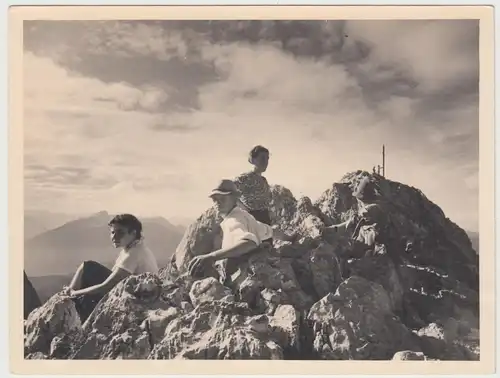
<box><xmin>24</xmin><ymin>171</ymin><xmax>479</xmax><ymax>360</ymax></box>
<box><xmin>24</xmin><ymin>271</ymin><xmax>42</xmax><ymax>320</ymax></box>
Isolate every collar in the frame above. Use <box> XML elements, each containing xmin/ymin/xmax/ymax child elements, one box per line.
<box><xmin>124</xmin><ymin>237</ymin><xmax>143</xmax><ymax>251</ymax></box>
<box><xmin>221</xmin><ymin>205</ymin><xmax>238</xmax><ymax>220</ymax></box>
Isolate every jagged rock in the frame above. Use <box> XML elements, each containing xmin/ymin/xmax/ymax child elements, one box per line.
<box><xmin>24</xmin><ymin>170</ymin><xmax>480</xmax><ymax>361</ymax></box>
<box><xmin>142</xmin><ymin>307</ymin><xmax>181</xmax><ymax>345</ymax></box>
<box><xmin>72</xmin><ymin>331</ymin><xmax>108</xmax><ymax>359</ymax></box>
<box><xmin>49</xmin><ymin>332</ymin><xmax>81</xmax><ymax>359</ymax></box>
<box><xmin>347</xmin><ymin>254</ymin><xmax>404</xmax><ymax>313</ymax></box>
<box><xmin>269</xmin><ymin>185</ymin><xmax>298</xmax><ymax>229</ymax></box>
<box><xmin>25</xmin><ymin>352</ymin><xmax>49</xmax><ymax>360</ymax></box>
<box><xmin>307</xmin><ymin>276</ymin><xmax>419</xmax><ymax>359</ymax></box>
<box><xmin>317</xmin><ymin>171</ymin><xmax>479</xmax><ymax>328</ymax></box>
<box><xmin>101</xmin><ymin>328</ymin><xmax>151</xmax><ymax>359</ymax></box>
<box><xmin>416</xmin><ymin>321</ymin><xmax>479</xmax><ymax>360</ymax></box>
<box><xmin>68</xmin><ymin>273</ymin><xmax>175</xmax><ymax>359</ymax></box>
<box><xmin>269</xmin><ymin>305</ymin><xmax>301</xmax><ymax>356</ymax></box>
<box><xmin>228</xmin><ymin>251</ymin><xmax>315</xmax><ymax>311</ymax></box>
<box><xmin>173</xmin><ymin>207</ymin><xmax>223</xmax><ymax>274</ymax></box>
<box><xmin>24</xmin><ymin>271</ymin><xmax>42</xmax><ymax>319</ymax></box>
<box><xmin>259</xmin><ymin>288</ymin><xmax>287</xmax><ymax>315</ymax></box>
<box><xmin>307</xmin><ymin>242</ymin><xmax>343</xmax><ymax>298</ymax></box>
<box><xmin>149</xmin><ymin>300</ymin><xmax>283</xmax><ymax>359</ymax></box>
<box><xmin>189</xmin><ymin>277</ymin><xmax>234</xmax><ymax>307</ymax></box>
<box><xmin>24</xmin><ymin>293</ymin><xmax>82</xmax><ymax>356</ymax></box>
<box><xmin>392</xmin><ymin>350</ymin><xmax>427</xmax><ymax>360</ymax></box>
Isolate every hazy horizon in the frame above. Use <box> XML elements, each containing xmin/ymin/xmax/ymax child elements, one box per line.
<box><xmin>23</xmin><ymin>20</ymin><xmax>479</xmax><ymax>232</ymax></box>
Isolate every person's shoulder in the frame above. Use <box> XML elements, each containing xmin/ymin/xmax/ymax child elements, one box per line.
<box><xmin>223</xmin><ymin>207</ymin><xmax>252</xmax><ymax>224</ymax></box>
<box><xmin>234</xmin><ymin>171</ymin><xmax>254</xmax><ymax>182</ymax></box>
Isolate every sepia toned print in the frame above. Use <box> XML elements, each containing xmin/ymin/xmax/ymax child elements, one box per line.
<box><xmin>9</xmin><ymin>5</ymin><xmax>495</xmax><ymax>376</ymax></box>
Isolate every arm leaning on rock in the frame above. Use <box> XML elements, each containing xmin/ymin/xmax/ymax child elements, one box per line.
<box><xmin>187</xmin><ymin>239</ymin><xmax>259</xmax><ymax>276</ymax></box>
<box><xmin>207</xmin><ymin>239</ymin><xmax>259</xmax><ymax>261</ymax></box>
<box><xmin>271</xmin><ymin>226</ymin><xmax>297</xmax><ymax>242</ymax></box>
<box><xmin>324</xmin><ymin>217</ymin><xmax>354</xmax><ymax>232</ymax></box>
<box><xmin>71</xmin><ymin>268</ymin><xmax>131</xmax><ymax>297</ymax></box>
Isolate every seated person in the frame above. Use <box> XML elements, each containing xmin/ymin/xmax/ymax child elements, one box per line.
<box><xmin>62</xmin><ymin>214</ymin><xmax>159</xmax><ymax>323</ymax></box>
<box><xmin>323</xmin><ymin>176</ymin><xmax>386</xmax><ymax>255</ymax></box>
<box><xmin>188</xmin><ymin>179</ymin><xmax>274</xmax><ymax>289</ymax></box>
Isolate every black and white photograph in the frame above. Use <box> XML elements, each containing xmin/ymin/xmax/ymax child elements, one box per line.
<box><xmin>14</xmin><ymin>6</ymin><xmax>494</xmax><ymax>370</ymax></box>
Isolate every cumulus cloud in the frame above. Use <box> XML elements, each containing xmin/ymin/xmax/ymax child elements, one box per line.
<box><xmin>23</xmin><ymin>20</ymin><xmax>479</xmax><ymax>231</ymax></box>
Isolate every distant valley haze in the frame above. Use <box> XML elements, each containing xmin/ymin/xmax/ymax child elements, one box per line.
<box><xmin>24</xmin><ymin>209</ymin><xmax>186</xmax><ymax>277</ymax></box>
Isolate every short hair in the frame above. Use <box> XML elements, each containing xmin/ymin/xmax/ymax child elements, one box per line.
<box><xmin>108</xmin><ymin>214</ymin><xmax>143</xmax><ymax>239</ymax></box>
<box><xmin>248</xmin><ymin>145</ymin><xmax>270</xmax><ymax>164</ymax></box>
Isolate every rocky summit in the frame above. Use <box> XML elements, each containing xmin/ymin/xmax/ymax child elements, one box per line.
<box><xmin>24</xmin><ymin>171</ymin><xmax>479</xmax><ymax>360</ymax></box>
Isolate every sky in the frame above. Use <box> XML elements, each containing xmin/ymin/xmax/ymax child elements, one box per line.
<box><xmin>23</xmin><ymin>20</ymin><xmax>479</xmax><ymax>231</ymax></box>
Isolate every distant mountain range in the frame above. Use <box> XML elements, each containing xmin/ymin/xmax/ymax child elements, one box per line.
<box><xmin>24</xmin><ymin>211</ymin><xmax>186</xmax><ymax>277</ymax></box>
<box><xmin>24</xmin><ymin>210</ymin><xmax>81</xmax><ymax>239</ymax></box>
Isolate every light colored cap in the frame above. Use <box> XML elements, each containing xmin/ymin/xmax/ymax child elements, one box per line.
<box><xmin>209</xmin><ymin>179</ymin><xmax>241</xmax><ymax>198</ymax></box>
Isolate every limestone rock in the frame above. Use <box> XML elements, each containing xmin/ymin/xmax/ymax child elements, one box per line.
<box><xmin>307</xmin><ymin>276</ymin><xmax>419</xmax><ymax>359</ymax></box>
<box><xmin>173</xmin><ymin>207</ymin><xmax>223</xmax><ymax>274</ymax></box>
<box><xmin>142</xmin><ymin>307</ymin><xmax>181</xmax><ymax>345</ymax></box>
<box><xmin>269</xmin><ymin>305</ymin><xmax>301</xmax><ymax>356</ymax></box>
<box><xmin>150</xmin><ymin>300</ymin><xmax>283</xmax><ymax>359</ymax></box>
<box><xmin>392</xmin><ymin>350</ymin><xmax>427</xmax><ymax>360</ymax></box>
<box><xmin>24</xmin><ymin>293</ymin><xmax>82</xmax><ymax>356</ymax></box>
<box><xmin>48</xmin><ymin>273</ymin><xmax>179</xmax><ymax>359</ymax></box>
<box><xmin>189</xmin><ymin>277</ymin><xmax>234</xmax><ymax>307</ymax></box>
<box><xmin>417</xmin><ymin>321</ymin><xmax>479</xmax><ymax>360</ymax></box>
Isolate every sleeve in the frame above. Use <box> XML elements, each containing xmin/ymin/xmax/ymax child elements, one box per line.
<box><xmin>113</xmin><ymin>252</ymin><xmax>138</xmax><ymax>274</ymax></box>
<box><xmin>224</xmin><ymin>218</ymin><xmax>260</xmax><ymax>246</ymax></box>
<box><xmin>257</xmin><ymin>220</ymin><xmax>273</xmax><ymax>241</ymax></box>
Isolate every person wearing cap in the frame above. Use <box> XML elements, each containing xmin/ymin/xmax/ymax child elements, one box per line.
<box><xmin>188</xmin><ymin>179</ymin><xmax>275</xmax><ymax>282</ymax></box>
<box><xmin>323</xmin><ymin>176</ymin><xmax>384</xmax><ymax>247</ymax></box>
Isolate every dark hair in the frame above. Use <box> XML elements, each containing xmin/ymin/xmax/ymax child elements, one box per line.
<box><xmin>108</xmin><ymin>213</ymin><xmax>143</xmax><ymax>240</ymax></box>
<box><xmin>248</xmin><ymin>145</ymin><xmax>270</xmax><ymax>164</ymax></box>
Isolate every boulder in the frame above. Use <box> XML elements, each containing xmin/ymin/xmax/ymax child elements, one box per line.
<box><xmin>173</xmin><ymin>208</ymin><xmax>222</xmax><ymax>274</ymax></box>
<box><xmin>24</xmin><ymin>293</ymin><xmax>82</xmax><ymax>356</ymax></box>
<box><xmin>189</xmin><ymin>277</ymin><xmax>234</xmax><ymax>307</ymax></box>
<box><xmin>149</xmin><ymin>300</ymin><xmax>283</xmax><ymax>359</ymax></box>
<box><xmin>417</xmin><ymin>321</ymin><xmax>479</xmax><ymax>360</ymax></box>
<box><xmin>307</xmin><ymin>276</ymin><xmax>420</xmax><ymax>359</ymax></box>
<box><xmin>392</xmin><ymin>350</ymin><xmax>427</xmax><ymax>360</ymax></box>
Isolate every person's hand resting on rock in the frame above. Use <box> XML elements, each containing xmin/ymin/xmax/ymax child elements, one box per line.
<box><xmin>188</xmin><ymin>254</ymin><xmax>215</xmax><ymax>277</ymax></box>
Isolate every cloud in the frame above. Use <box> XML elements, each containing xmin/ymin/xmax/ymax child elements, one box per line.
<box><xmin>345</xmin><ymin>20</ymin><xmax>479</xmax><ymax>94</ymax></box>
<box><xmin>23</xmin><ymin>20</ymin><xmax>479</xmax><ymax>231</ymax></box>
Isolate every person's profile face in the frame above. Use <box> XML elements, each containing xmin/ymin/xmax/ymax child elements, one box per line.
<box><xmin>212</xmin><ymin>194</ymin><xmax>235</xmax><ymax>214</ymax></box>
<box><xmin>109</xmin><ymin>224</ymin><xmax>135</xmax><ymax>248</ymax></box>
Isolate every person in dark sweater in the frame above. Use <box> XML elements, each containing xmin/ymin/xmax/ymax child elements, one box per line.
<box><xmin>62</xmin><ymin>214</ymin><xmax>159</xmax><ymax>323</ymax></box>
